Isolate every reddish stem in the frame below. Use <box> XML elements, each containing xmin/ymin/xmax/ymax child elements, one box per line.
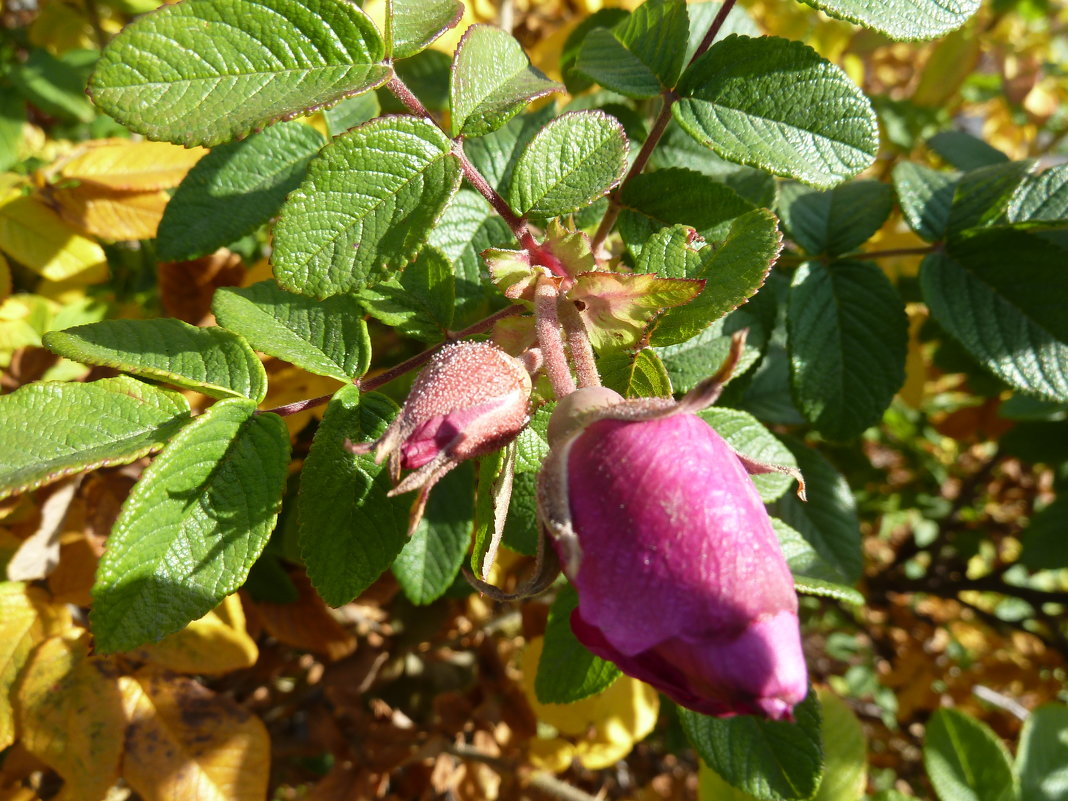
<box><xmin>534</xmin><ymin>276</ymin><xmax>577</xmax><ymax>398</ymax></box>
<box><xmin>558</xmin><ymin>299</ymin><xmax>601</xmax><ymax>388</ymax></box>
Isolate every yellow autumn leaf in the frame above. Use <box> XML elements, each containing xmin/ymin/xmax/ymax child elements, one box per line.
<box><xmin>0</xmin><ymin>196</ymin><xmax>107</xmax><ymax>283</ymax></box>
<box><xmin>28</xmin><ymin>0</ymin><xmax>98</xmax><ymax>53</ymax></box>
<box><xmin>50</xmin><ymin>184</ymin><xmax>171</xmax><ymax>241</ymax></box>
<box><xmin>0</xmin><ymin>583</ymin><xmax>72</xmax><ymax>750</ymax></box>
<box><xmin>57</xmin><ymin>138</ymin><xmax>207</xmax><ymax>192</ymax></box>
<box><xmin>520</xmin><ymin>637</ymin><xmax>659</xmax><ymax>771</ymax></box>
<box><xmin>260</xmin><ymin>360</ymin><xmax>343</xmax><ymax>437</ymax></box>
<box><xmin>14</xmin><ymin>630</ymin><xmax>125</xmax><ymax>801</ymax></box>
<box><xmin>0</xmin><ymin>252</ymin><xmax>10</xmax><ymax>303</ymax></box>
<box><xmin>119</xmin><ymin>667</ymin><xmax>271</xmax><ymax>801</ymax></box>
<box><xmin>912</xmin><ymin>24</ymin><xmax>982</xmax><ymax>108</ymax></box>
<box><xmin>135</xmin><ymin>593</ymin><xmax>259</xmax><ymax>675</ymax></box>
<box><xmin>899</xmin><ymin>303</ymin><xmax>929</xmax><ymax>409</ymax></box>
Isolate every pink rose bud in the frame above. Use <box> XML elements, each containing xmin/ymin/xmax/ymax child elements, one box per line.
<box><xmin>538</xmin><ymin>388</ymin><xmax>808</xmax><ymax>721</ymax></box>
<box><xmin>356</xmin><ymin>341</ymin><xmax>532</xmax><ymax>532</ymax></box>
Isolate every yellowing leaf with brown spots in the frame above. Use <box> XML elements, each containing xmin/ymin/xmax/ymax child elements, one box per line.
<box><xmin>50</xmin><ymin>184</ymin><xmax>171</xmax><ymax>241</ymax></box>
<box><xmin>0</xmin><ymin>196</ymin><xmax>107</xmax><ymax>283</ymax></box>
<box><xmin>119</xmin><ymin>667</ymin><xmax>270</xmax><ymax>801</ymax></box>
<box><xmin>14</xmin><ymin>631</ymin><xmax>124</xmax><ymax>801</ymax></box>
<box><xmin>57</xmin><ymin>139</ymin><xmax>206</xmax><ymax>192</ymax></box>
<box><xmin>0</xmin><ymin>583</ymin><xmax>71</xmax><ymax>750</ymax></box>
<box><xmin>134</xmin><ymin>594</ymin><xmax>258</xmax><ymax>675</ymax></box>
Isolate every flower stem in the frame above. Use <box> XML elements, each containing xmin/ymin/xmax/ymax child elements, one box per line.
<box><xmin>558</xmin><ymin>297</ymin><xmax>601</xmax><ymax>388</ymax></box>
<box><xmin>590</xmin><ymin>0</ymin><xmax>739</xmax><ymax>251</ymax></box>
<box><xmin>534</xmin><ymin>276</ymin><xmax>577</xmax><ymax>398</ymax></box>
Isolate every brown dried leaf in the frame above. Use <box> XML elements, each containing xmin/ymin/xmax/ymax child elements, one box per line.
<box><xmin>13</xmin><ymin>631</ymin><xmax>124</xmax><ymax>801</ymax></box>
<box><xmin>46</xmin><ymin>531</ymin><xmax>101</xmax><ymax>606</ymax></box>
<box><xmin>158</xmin><ymin>250</ymin><xmax>245</xmax><ymax>325</ymax></box>
<box><xmin>247</xmin><ymin>571</ymin><xmax>357</xmax><ymax>661</ymax></box>
<box><xmin>120</xmin><ymin>667</ymin><xmax>270</xmax><ymax>801</ymax></box>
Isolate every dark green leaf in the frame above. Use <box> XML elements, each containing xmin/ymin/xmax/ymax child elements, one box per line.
<box><xmin>675</xmin><ymin>35</ymin><xmax>877</xmax><ymax>188</ymax></box>
<box><xmin>1009</xmin><ymin>164</ymin><xmax>1068</xmax><ymax>224</ymax></box>
<box><xmin>43</xmin><ymin>318</ymin><xmax>268</xmax><ymax>402</ymax></box>
<box><xmin>947</xmin><ymin>160</ymin><xmax>1034</xmax><ymax>234</ymax></box>
<box><xmin>619</xmin><ymin>167</ymin><xmax>755</xmax><ymax>256</ymax></box>
<box><xmin>212</xmin><ymin>280</ymin><xmax>370</xmax><ymax>381</ymax></box>
<box><xmin>273</xmin><ymin>116</ymin><xmax>462</xmax><ymax>298</ymax></box>
<box><xmin>1015</xmin><ymin>703</ymin><xmax>1068</xmax><ymax>801</ymax></box>
<box><xmin>392</xmin><ymin>463</ymin><xmax>475</xmax><ymax>604</ymax></box>
<box><xmin>699</xmin><ymin>408</ymin><xmax>797</xmax><ymax>502</ymax></box>
<box><xmin>771</xmin><ymin>439</ymin><xmax>863</xmax><ymax>583</ymax></box>
<box><xmin>656</xmin><ymin>312</ymin><xmax>765</xmax><ymax>393</ymax></box>
<box><xmin>462</xmin><ymin>105</ymin><xmax>557</xmax><ymax>194</ymax></box>
<box><xmin>772</xmin><ymin>519</ymin><xmax>863</xmax><ymax>604</ymax></box>
<box><xmin>91</xmin><ymin>399</ymin><xmax>290</xmax><ymax>652</ymax></box>
<box><xmin>508</xmin><ymin>110</ymin><xmax>628</xmax><ymax>218</ymax></box>
<box><xmin>598</xmin><ymin>348</ymin><xmax>673</xmax><ymax>398</ymax></box>
<box><xmin>892</xmin><ymin>162</ymin><xmax>958</xmax><ymax>242</ymax></box>
<box><xmin>778</xmin><ymin>180</ymin><xmax>893</xmax><ymax>257</ymax></box>
<box><xmin>1020</xmin><ymin>497</ymin><xmax>1068</xmax><ymax>571</ymax></box>
<box><xmin>299</xmin><ymin>387</ymin><xmax>410</xmax><ymax>606</ymax></box>
<box><xmin>324</xmin><ymin>92</ymin><xmax>380</xmax><ymax>137</ymax></box>
<box><xmin>920</xmin><ymin>230</ymin><xmax>1068</xmax><ymax>402</ymax></box>
<box><xmin>560</xmin><ymin>8</ymin><xmax>629</xmax><ymax>94</ymax></box>
<box><xmin>0</xmin><ymin>92</ymin><xmax>27</xmax><ymax>171</ymax></box>
<box><xmin>449</xmin><ymin>25</ymin><xmax>562</xmax><ymax>138</ymax></box>
<box><xmin>389</xmin><ymin>0</ymin><xmax>462</xmax><ymax>60</ymax></box>
<box><xmin>680</xmin><ymin>691</ymin><xmax>823</xmax><ymax>801</ymax></box>
<box><xmin>89</xmin><ymin>0</ymin><xmax>388</xmax><ymax>146</ymax></box>
<box><xmin>357</xmin><ymin>246</ymin><xmax>455</xmax><ymax>342</ymax></box>
<box><xmin>157</xmin><ymin>121</ymin><xmax>324</xmax><ymax>261</ymax></box>
<box><xmin>924</xmin><ymin>708</ymin><xmax>1015</xmax><ymax>801</ymax></box>
<box><xmin>514</xmin><ymin>404</ymin><xmax>553</xmax><ymax>474</ymax></box>
<box><xmin>788</xmin><ymin>260</ymin><xmax>907</xmax><ymax>439</ymax></box>
<box><xmin>795</xmin><ymin>0</ymin><xmax>978</xmax><ymax>40</ymax></box>
<box><xmin>928</xmin><ymin>130</ymin><xmax>1009</xmax><ymax>171</ymax></box>
<box><xmin>503</xmin><ymin>471</ymin><xmax>539</xmax><ymax>556</ymax></box>
<box><xmin>535</xmin><ymin>584</ymin><xmax>621</xmax><ymax>704</ymax></box>
<box><xmin>10</xmin><ymin>48</ymin><xmax>96</xmax><ymax>123</ymax></box>
<box><xmin>650</xmin><ymin>126</ymin><xmax>776</xmax><ymax>208</ymax></box>
<box><xmin>648</xmin><ymin>209</ymin><xmax>782</xmax><ymax>346</ymax></box>
<box><xmin>0</xmin><ymin>377</ymin><xmax>190</xmax><ymax>501</ymax></box>
<box><xmin>575</xmin><ymin>0</ymin><xmax>689</xmax><ymax>98</ymax></box>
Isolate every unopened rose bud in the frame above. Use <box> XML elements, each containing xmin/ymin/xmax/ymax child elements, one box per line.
<box><xmin>356</xmin><ymin>340</ymin><xmax>532</xmax><ymax>532</ymax></box>
<box><xmin>538</xmin><ymin>386</ymin><xmax>808</xmax><ymax>721</ymax></box>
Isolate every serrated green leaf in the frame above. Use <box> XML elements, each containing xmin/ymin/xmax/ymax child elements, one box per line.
<box><xmin>508</xmin><ymin>110</ymin><xmax>628</xmax><ymax>218</ymax></box>
<box><xmin>157</xmin><ymin>121</ymin><xmax>325</xmax><ymax>262</ymax></box>
<box><xmin>535</xmin><ymin>583</ymin><xmax>621</xmax><ymax>704</ymax></box>
<box><xmin>771</xmin><ymin>439</ymin><xmax>862</xmax><ymax>583</ymax></box>
<box><xmin>212</xmin><ymin>280</ymin><xmax>370</xmax><ymax>382</ymax></box>
<box><xmin>389</xmin><ymin>0</ymin><xmax>462</xmax><ymax>60</ymax></box>
<box><xmin>656</xmin><ymin>312</ymin><xmax>765</xmax><ymax>393</ymax></box>
<box><xmin>619</xmin><ymin>167</ymin><xmax>755</xmax><ymax>256</ymax></box>
<box><xmin>924</xmin><ymin>708</ymin><xmax>1015</xmax><ymax>801</ymax></box>
<box><xmin>788</xmin><ymin>260</ymin><xmax>907</xmax><ymax>439</ymax></box>
<box><xmin>575</xmin><ymin>0</ymin><xmax>689</xmax><ymax>98</ymax></box>
<box><xmin>43</xmin><ymin>319</ymin><xmax>268</xmax><ymax>402</ymax></box>
<box><xmin>778</xmin><ymin>180</ymin><xmax>893</xmax><ymax>257</ymax></box>
<box><xmin>892</xmin><ymin>162</ymin><xmax>958</xmax><ymax>242</ymax></box>
<box><xmin>299</xmin><ymin>386</ymin><xmax>409</xmax><ymax>606</ymax></box>
<box><xmin>89</xmin><ymin>0</ymin><xmax>388</xmax><ymax>146</ymax></box>
<box><xmin>514</xmin><ymin>404</ymin><xmax>553</xmax><ymax>473</ymax></box>
<box><xmin>0</xmin><ymin>377</ymin><xmax>190</xmax><ymax>501</ymax></box>
<box><xmin>1009</xmin><ymin>164</ymin><xmax>1068</xmax><ymax>224</ymax></box>
<box><xmin>357</xmin><ymin>246</ymin><xmax>456</xmax><ymax>342</ymax></box>
<box><xmin>9</xmin><ymin>49</ymin><xmax>96</xmax><ymax>124</ymax></box>
<box><xmin>90</xmin><ymin>399</ymin><xmax>290</xmax><ymax>652</ymax></box>
<box><xmin>463</xmin><ymin>105</ymin><xmax>557</xmax><ymax>193</ymax></box>
<box><xmin>675</xmin><ymin>35</ymin><xmax>877</xmax><ymax>188</ymax></box>
<box><xmin>449</xmin><ymin>25</ymin><xmax>563</xmax><ymax>138</ymax></box>
<box><xmin>273</xmin><ymin>116</ymin><xmax>462</xmax><ymax>298</ymax></box>
<box><xmin>392</xmin><ymin>463</ymin><xmax>474</xmax><ymax>605</ymax></box>
<box><xmin>699</xmin><ymin>408</ymin><xmax>797</xmax><ymax>502</ymax></box>
<box><xmin>772</xmin><ymin>519</ymin><xmax>863</xmax><ymax>604</ymax></box>
<box><xmin>1015</xmin><ymin>703</ymin><xmax>1068</xmax><ymax>801</ymax></box>
<box><xmin>323</xmin><ymin>92</ymin><xmax>380</xmax><ymax>138</ymax></box>
<box><xmin>650</xmin><ymin>126</ymin><xmax>776</xmax><ymax>208</ymax></box>
<box><xmin>947</xmin><ymin>160</ymin><xmax>1034</xmax><ymax>233</ymax></box>
<box><xmin>598</xmin><ymin>348</ymin><xmax>672</xmax><ymax>398</ymax></box>
<box><xmin>920</xmin><ymin>231</ymin><xmax>1068</xmax><ymax>402</ymax></box>
<box><xmin>681</xmin><ymin>691</ymin><xmax>823</xmax><ymax>801</ymax></box>
<box><xmin>928</xmin><ymin>130</ymin><xmax>1009</xmax><ymax>171</ymax></box>
<box><xmin>795</xmin><ymin>0</ymin><xmax>978</xmax><ymax>40</ymax></box>
<box><xmin>426</xmin><ymin>189</ymin><xmax>514</xmax><ymax>324</ymax></box>
<box><xmin>503</xmin><ymin>471</ymin><xmax>539</xmax><ymax>556</ymax></box>
<box><xmin>649</xmin><ymin>209</ymin><xmax>782</xmax><ymax>346</ymax></box>
<box><xmin>560</xmin><ymin>8</ymin><xmax>630</xmax><ymax>94</ymax></box>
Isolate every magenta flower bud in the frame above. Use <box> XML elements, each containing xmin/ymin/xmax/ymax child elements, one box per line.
<box><xmin>538</xmin><ymin>389</ymin><xmax>807</xmax><ymax>720</ymax></box>
<box><xmin>358</xmin><ymin>341</ymin><xmax>532</xmax><ymax>532</ymax></box>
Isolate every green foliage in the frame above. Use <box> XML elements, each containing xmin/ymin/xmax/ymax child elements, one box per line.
<box><xmin>388</xmin><ymin>0</ymin><xmax>462</xmax><ymax>60</ymax></box>
<box><xmin>924</xmin><ymin>708</ymin><xmax>1016</xmax><ymax>801</ymax></box>
<box><xmin>598</xmin><ymin>348</ymin><xmax>673</xmax><ymax>397</ymax></box>
<box><xmin>796</xmin><ymin>0</ymin><xmax>980</xmax><ymax>40</ymax></box>
<box><xmin>1015</xmin><ymin>704</ymin><xmax>1068</xmax><ymax>801</ymax></box>
<box><xmin>43</xmin><ymin>319</ymin><xmax>268</xmax><ymax>402</ymax></box>
<box><xmin>90</xmin><ymin>400</ymin><xmax>290</xmax><ymax>652</ymax></box>
<box><xmin>357</xmin><ymin>246</ymin><xmax>456</xmax><ymax>342</ymax></box>
<box><xmin>699</xmin><ymin>408</ymin><xmax>797</xmax><ymax>502</ymax></box>
<box><xmin>536</xmin><ymin>584</ymin><xmax>621</xmax><ymax>704</ymax></box>
<box><xmin>88</xmin><ymin>0</ymin><xmax>388</xmax><ymax>146</ymax></box>
<box><xmin>777</xmin><ymin>180</ymin><xmax>894</xmax><ymax>257</ymax></box>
